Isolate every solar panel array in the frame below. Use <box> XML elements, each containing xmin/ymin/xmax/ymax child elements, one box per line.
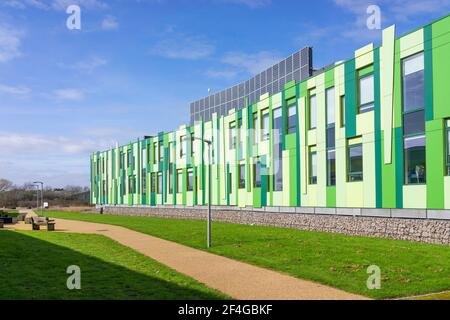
<box><xmin>190</xmin><ymin>47</ymin><xmax>313</xmax><ymax>124</ymax></box>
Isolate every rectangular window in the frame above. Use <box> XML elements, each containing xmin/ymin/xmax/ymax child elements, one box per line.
<box><xmin>159</xmin><ymin>143</ymin><xmax>164</xmax><ymax>162</ymax></box>
<box><xmin>229</xmin><ymin>121</ymin><xmax>237</xmax><ymax>149</ymax></box>
<box><xmin>309</xmin><ymin>94</ymin><xmax>317</xmax><ymax>129</ymax></box>
<box><xmin>127</xmin><ymin>150</ymin><xmax>132</xmax><ymax>168</ymax></box>
<box><xmin>187</xmin><ymin>169</ymin><xmax>194</xmax><ymax>191</ymax></box>
<box><xmin>239</xmin><ymin>164</ymin><xmax>246</xmax><ymax>189</ymax></box>
<box><xmin>151</xmin><ymin>173</ymin><xmax>156</xmax><ymax>193</ymax></box>
<box><xmin>129</xmin><ymin>175</ymin><xmax>136</xmax><ymax>194</ymax></box>
<box><xmin>340</xmin><ymin>95</ymin><xmax>346</xmax><ymax>127</ymax></box>
<box><xmin>327</xmin><ymin>149</ymin><xmax>336</xmax><ymax>186</ymax></box>
<box><xmin>177</xmin><ymin>170</ymin><xmax>183</xmax><ymax>193</ymax></box>
<box><xmin>402</xmin><ymin>52</ymin><xmax>426</xmax><ymax>184</ymax></box>
<box><xmin>157</xmin><ymin>172</ymin><xmax>163</xmax><ymax>194</ymax></box>
<box><xmin>252</xmin><ymin>112</ymin><xmax>258</xmax><ymax>144</ymax></box>
<box><xmin>142</xmin><ymin>169</ymin><xmax>147</xmax><ymax>195</ymax></box>
<box><xmin>287</xmin><ymin>104</ymin><xmax>297</xmax><ymax>134</ymax></box>
<box><xmin>180</xmin><ymin>136</ymin><xmax>186</xmax><ymax>158</ymax></box>
<box><xmin>168</xmin><ymin>167</ymin><xmax>174</xmax><ymax>194</ymax></box>
<box><xmin>142</xmin><ymin>147</ymin><xmax>147</xmax><ymax>168</ymax></box>
<box><xmin>228</xmin><ymin>172</ymin><xmax>233</xmax><ymax>194</ymax></box>
<box><xmin>348</xmin><ymin>143</ymin><xmax>363</xmax><ymax>182</ymax></box>
<box><xmin>326</xmin><ymin>87</ymin><xmax>335</xmax><ymax>126</ymax></box>
<box><xmin>253</xmin><ymin>162</ymin><xmax>261</xmax><ymax>188</ymax></box>
<box><xmin>261</xmin><ymin>110</ymin><xmax>270</xmax><ymax>141</ymax></box>
<box><xmin>153</xmin><ymin>143</ymin><xmax>157</xmax><ymax>164</ymax></box>
<box><xmin>358</xmin><ymin>73</ymin><xmax>374</xmax><ymax>113</ymax></box>
<box><xmin>446</xmin><ymin>121</ymin><xmax>450</xmax><ymax>176</ymax></box>
<box><xmin>147</xmin><ymin>144</ymin><xmax>151</xmax><ymax>164</ymax></box>
<box><xmin>168</xmin><ymin>142</ymin><xmax>173</xmax><ymax>163</ymax></box>
<box><xmin>238</xmin><ymin>118</ymin><xmax>244</xmax><ymax>160</ymax></box>
<box><xmin>404</xmin><ymin>135</ymin><xmax>426</xmax><ymax>184</ymax></box>
<box><xmin>309</xmin><ymin>148</ymin><xmax>317</xmax><ymax>185</ymax></box>
<box><xmin>273</xmin><ymin>107</ymin><xmax>283</xmax><ymax>191</ymax></box>
<box><xmin>403</xmin><ymin>52</ymin><xmax>425</xmax><ymax>112</ymax></box>
<box><xmin>190</xmin><ymin>133</ymin><xmax>195</xmax><ymax>156</ymax></box>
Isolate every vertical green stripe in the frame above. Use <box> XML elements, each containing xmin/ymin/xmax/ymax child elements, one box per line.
<box><xmin>374</xmin><ymin>48</ymin><xmax>383</xmax><ymax>208</ymax></box>
<box><xmin>424</xmin><ymin>25</ymin><xmax>434</xmax><ymax>121</ymax></box>
<box><xmin>345</xmin><ymin>59</ymin><xmax>357</xmax><ymax>138</ymax></box>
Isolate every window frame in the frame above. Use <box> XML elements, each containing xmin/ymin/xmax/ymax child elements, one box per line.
<box><xmin>358</xmin><ymin>72</ymin><xmax>375</xmax><ymax>114</ymax></box>
<box><xmin>347</xmin><ymin>142</ymin><xmax>363</xmax><ymax>182</ymax></box>
<box><xmin>286</xmin><ymin>103</ymin><xmax>297</xmax><ymax>134</ymax></box>
<box><xmin>150</xmin><ymin>172</ymin><xmax>156</xmax><ymax>193</ymax></box>
<box><xmin>446</xmin><ymin>121</ymin><xmax>450</xmax><ymax>176</ymax></box>
<box><xmin>238</xmin><ymin>164</ymin><xmax>246</xmax><ymax>189</ymax></box>
<box><xmin>180</xmin><ymin>136</ymin><xmax>186</xmax><ymax>158</ymax></box>
<box><xmin>327</xmin><ymin>149</ymin><xmax>336</xmax><ymax>186</ymax></box>
<box><xmin>261</xmin><ymin>110</ymin><xmax>270</xmax><ymax>141</ymax></box>
<box><xmin>309</xmin><ymin>148</ymin><xmax>317</xmax><ymax>185</ymax></box>
<box><xmin>157</xmin><ymin>172</ymin><xmax>163</xmax><ymax>195</ymax></box>
<box><xmin>309</xmin><ymin>93</ymin><xmax>317</xmax><ymax>130</ymax></box>
<box><xmin>187</xmin><ymin>169</ymin><xmax>194</xmax><ymax>192</ymax></box>
<box><xmin>253</xmin><ymin>162</ymin><xmax>261</xmax><ymax>188</ymax></box>
<box><xmin>403</xmin><ymin>134</ymin><xmax>427</xmax><ymax>185</ymax></box>
<box><xmin>229</xmin><ymin>121</ymin><xmax>237</xmax><ymax>149</ymax></box>
<box><xmin>176</xmin><ymin>170</ymin><xmax>183</xmax><ymax>193</ymax></box>
<box><xmin>252</xmin><ymin>112</ymin><xmax>259</xmax><ymax>145</ymax></box>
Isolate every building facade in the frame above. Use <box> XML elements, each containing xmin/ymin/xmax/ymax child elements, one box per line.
<box><xmin>91</xmin><ymin>15</ymin><xmax>450</xmax><ymax>210</ymax></box>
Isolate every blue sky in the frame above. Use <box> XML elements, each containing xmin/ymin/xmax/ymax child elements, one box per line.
<box><xmin>0</xmin><ymin>0</ymin><xmax>449</xmax><ymax>188</ymax></box>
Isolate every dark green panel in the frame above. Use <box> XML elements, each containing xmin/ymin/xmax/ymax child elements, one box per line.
<box><xmin>424</xmin><ymin>25</ymin><xmax>434</xmax><ymax>121</ymax></box>
<box><xmin>345</xmin><ymin>59</ymin><xmax>357</xmax><ymax>137</ymax></box>
<box><xmin>373</xmin><ymin>48</ymin><xmax>383</xmax><ymax>208</ymax></box>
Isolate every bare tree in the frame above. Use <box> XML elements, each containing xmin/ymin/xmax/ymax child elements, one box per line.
<box><xmin>0</xmin><ymin>179</ymin><xmax>13</xmax><ymax>192</ymax></box>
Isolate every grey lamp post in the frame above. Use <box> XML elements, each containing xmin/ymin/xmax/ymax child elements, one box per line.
<box><xmin>33</xmin><ymin>181</ymin><xmax>44</xmax><ymax>217</ymax></box>
<box><xmin>192</xmin><ymin>136</ymin><xmax>212</xmax><ymax>248</ymax></box>
<box><xmin>33</xmin><ymin>183</ymin><xmax>39</xmax><ymax>210</ymax></box>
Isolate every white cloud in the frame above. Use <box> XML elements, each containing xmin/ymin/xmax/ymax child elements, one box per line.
<box><xmin>0</xmin><ymin>83</ymin><xmax>31</xmax><ymax>97</ymax></box>
<box><xmin>219</xmin><ymin>0</ymin><xmax>271</xmax><ymax>8</ymax></box>
<box><xmin>0</xmin><ymin>24</ymin><xmax>24</xmax><ymax>63</ymax></box>
<box><xmin>221</xmin><ymin>51</ymin><xmax>282</xmax><ymax>75</ymax></box>
<box><xmin>205</xmin><ymin>69</ymin><xmax>239</xmax><ymax>80</ymax></box>
<box><xmin>150</xmin><ymin>34</ymin><xmax>215</xmax><ymax>60</ymax></box>
<box><xmin>101</xmin><ymin>15</ymin><xmax>119</xmax><ymax>30</ymax></box>
<box><xmin>52</xmin><ymin>88</ymin><xmax>85</xmax><ymax>101</ymax></box>
<box><xmin>59</xmin><ymin>56</ymin><xmax>108</xmax><ymax>73</ymax></box>
<box><xmin>0</xmin><ymin>132</ymin><xmax>103</xmax><ymax>155</ymax></box>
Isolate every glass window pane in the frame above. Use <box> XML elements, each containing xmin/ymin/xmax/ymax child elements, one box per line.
<box><xmin>177</xmin><ymin>171</ymin><xmax>183</xmax><ymax>193</ymax></box>
<box><xmin>403</xmin><ymin>110</ymin><xmax>425</xmax><ymax>136</ymax></box>
<box><xmin>157</xmin><ymin>173</ymin><xmax>162</xmax><ymax>194</ymax></box>
<box><xmin>326</xmin><ymin>87</ymin><xmax>335</xmax><ymax>125</ymax></box>
<box><xmin>327</xmin><ymin>127</ymin><xmax>335</xmax><ymax>149</ymax></box>
<box><xmin>239</xmin><ymin>164</ymin><xmax>245</xmax><ymax>189</ymax></box>
<box><xmin>287</xmin><ymin>104</ymin><xmax>296</xmax><ymax>134</ymax></box>
<box><xmin>309</xmin><ymin>151</ymin><xmax>317</xmax><ymax>184</ymax></box>
<box><xmin>254</xmin><ymin>163</ymin><xmax>261</xmax><ymax>188</ymax></box>
<box><xmin>327</xmin><ymin>149</ymin><xmax>336</xmax><ymax>186</ymax></box>
<box><xmin>309</xmin><ymin>95</ymin><xmax>316</xmax><ymax>129</ymax></box>
<box><xmin>262</xmin><ymin>111</ymin><xmax>270</xmax><ymax>141</ymax></box>
<box><xmin>359</xmin><ymin>75</ymin><xmax>374</xmax><ymax>104</ymax></box>
<box><xmin>187</xmin><ymin>170</ymin><xmax>194</xmax><ymax>191</ymax></box>
<box><xmin>403</xmin><ymin>53</ymin><xmax>424</xmax><ymax>112</ymax></box>
<box><xmin>404</xmin><ymin>135</ymin><xmax>426</xmax><ymax>184</ymax></box>
<box><xmin>348</xmin><ymin>144</ymin><xmax>363</xmax><ymax>182</ymax></box>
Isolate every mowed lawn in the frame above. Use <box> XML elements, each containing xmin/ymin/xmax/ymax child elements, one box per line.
<box><xmin>46</xmin><ymin>211</ymin><xmax>450</xmax><ymax>299</ymax></box>
<box><xmin>0</xmin><ymin>230</ymin><xmax>227</xmax><ymax>300</ymax></box>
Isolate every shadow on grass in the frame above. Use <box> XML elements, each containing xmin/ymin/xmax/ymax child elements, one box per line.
<box><xmin>0</xmin><ymin>230</ymin><xmax>225</xmax><ymax>300</ymax></box>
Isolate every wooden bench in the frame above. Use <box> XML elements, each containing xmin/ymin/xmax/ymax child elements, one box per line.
<box><xmin>32</xmin><ymin>217</ymin><xmax>56</xmax><ymax>231</ymax></box>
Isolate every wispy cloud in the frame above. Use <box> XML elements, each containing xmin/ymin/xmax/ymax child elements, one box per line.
<box><xmin>0</xmin><ymin>24</ymin><xmax>24</xmax><ymax>62</ymax></box>
<box><xmin>58</xmin><ymin>56</ymin><xmax>108</xmax><ymax>73</ymax></box>
<box><xmin>101</xmin><ymin>15</ymin><xmax>119</xmax><ymax>30</ymax></box>
<box><xmin>221</xmin><ymin>51</ymin><xmax>282</xmax><ymax>75</ymax></box>
<box><xmin>150</xmin><ymin>32</ymin><xmax>215</xmax><ymax>60</ymax></box>
<box><xmin>52</xmin><ymin>88</ymin><xmax>85</xmax><ymax>101</ymax></box>
<box><xmin>0</xmin><ymin>83</ymin><xmax>31</xmax><ymax>97</ymax></box>
<box><xmin>218</xmin><ymin>0</ymin><xmax>271</xmax><ymax>8</ymax></box>
<box><xmin>205</xmin><ymin>69</ymin><xmax>239</xmax><ymax>80</ymax></box>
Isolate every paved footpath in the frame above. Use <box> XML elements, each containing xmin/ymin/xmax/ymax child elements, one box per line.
<box><xmin>7</xmin><ymin>219</ymin><xmax>368</xmax><ymax>300</ymax></box>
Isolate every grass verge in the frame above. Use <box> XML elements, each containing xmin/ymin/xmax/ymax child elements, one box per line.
<box><xmin>0</xmin><ymin>229</ymin><xmax>228</xmax><ymax>300</ymax></box>
<box><xmin>45</xmin><ymin>211</ymin><xmax>450</xmax><ymax>299</ymax></box>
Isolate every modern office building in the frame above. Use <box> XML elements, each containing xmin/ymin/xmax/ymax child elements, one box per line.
<box><xmin>91</xmin><ymin>14</ymin><xmax>450</xmax><ymax>211</ymax></box>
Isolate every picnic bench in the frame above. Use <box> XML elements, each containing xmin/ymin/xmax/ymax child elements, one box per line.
<box><xmin>32</xmin><ymin>216</ymin><xmax>56</xmax><ymax>231</ymax></box>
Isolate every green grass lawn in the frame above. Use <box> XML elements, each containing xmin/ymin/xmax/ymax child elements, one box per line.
<box><xmin>1</xmin><ymin>210</ymin><xmax>18</xmax><ymax>218</ymax></box>
<box><xmin>0</xmin><ymin>230</ymin><xmax>228</xmax><ymax>300</ymax></box>
<box><xmin>45</xmin><ymin>210</ymin><xmax>450</xmax><ymax>300</ymax></box>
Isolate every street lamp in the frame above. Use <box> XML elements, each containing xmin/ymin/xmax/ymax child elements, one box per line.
<box><xmin>33</xmin><ymin>183</ymin><xmax>39</xmax><ymax>210</ymax></box>
<box><xmin>191</xmin><ymin>136</ymin><xmax>212</xmax><ymax>248</ymax></box>
<box><xmin>33</xmin><ymin>181</ymin><xmax>44</xmax><ymax>217</ymax></box>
